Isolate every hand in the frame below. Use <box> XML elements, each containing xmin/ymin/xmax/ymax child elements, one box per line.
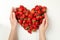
<box><xmin>39</xmin><ymin>13</ymin><xmax>48</xmax><ymax>33</ymax></box>
<box><xmin>9</xmin><ymin>8</ymin><xmax>18</xmax><ymax>40</ymax></box>
<box><xmin>10</xmin><ymin>8</ymin><xmax>17</xmax><ymax>29</ymax></box>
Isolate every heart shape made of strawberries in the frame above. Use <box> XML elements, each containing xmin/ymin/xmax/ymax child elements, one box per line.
<box><xmin>13</xmin><ymin>5</ymin><xmax>47</xmax><ymax>34</ymax></box>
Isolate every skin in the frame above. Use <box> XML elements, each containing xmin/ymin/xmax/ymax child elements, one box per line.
<box><xmin>8</xmin><ymin>8</ymin><xmax>48</xmax><ymax>40</ymax></box>
<box><xmin>8</xmin><ymin>8</ymin><xmax>18</xmax><ymax>40</ymax></box>
<box><xmin>39</xmin><ymin>13</ymin><xmax>48</xmax><ymax>40</ymax></box>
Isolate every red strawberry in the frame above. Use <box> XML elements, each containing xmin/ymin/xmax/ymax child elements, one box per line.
<box><xmin>30</xmin><ymin>26</ymin><xmax>33</xmax><ymax>30</ymax></box>
<box><xmin>28</xmin><ymin>14</ymin><xmax>32</xmax><ymax>19</ymax></box>
<box><xmin>28</xmin><ymin>26</ymin><xmax>33</xmax><ymax>33</ymax></box>
<box><xmin>21</xmin><ymin>24</ymin><xmax>24</xmax><ymax>27</ymax></box>
<box><xmin>32</xmin><ymin>25</ymin><xmax>37</xmax><ymax>31</ymax></box>
<box><xmin>19</xmin><ymin>5</ymin><xmax>24</xmax><ymax>11</ymax></box>
<box><xmin>28</xmin><ymin>29</ymin><xmax>32</xmax><ymax>34</ymax></box>
<box><xmin>23</xmin><ymin>8</ymin><xmax>27</xmax><ymax>13</ymax></box>
<box><xmin>37</xmin><ymin>10</ymin><xmax>41</xmax><ymax>14</ymax></box>
<box><xmin>24</xmin><ymin>23</ymin><xmax>28</xmax><ymax>28</ymax></box>
<box><xmin>25</xmin><ymin>11</ymin><xmax>29</xmax><ymax>16</ymax></box>
<box><xmin>35</xmin><ymin>5</ymin><xmax>40</xmax><ymax>11</ymax></box>
<box><xmin>39</xmin><ymin>16</ymin><xmax>44</xmax><ymax>19</ymax></box>
<box><xmin>32</xmin><ymin>18</ymin><xmax>37</xmax><ymax>20</ymax></box>
<box><xmin>36</xmin><ymin>15</ymin><xmax>40</xmax><ymax>20</ymax></box>
<box><xmin>20</xmin><ymin>14</ymin><xmax>25</xmax><ymax>20</ymax></box>
<box><xmin>23</xmin><ymin>20</ymin><xmax>27</xmax><ymax>24</ymax></box>
<box><xmin>22</xmin><ymin>14</ymin><xmax>25</xmax><ymax>18</ymax></box>
<box><xmin>17</xmin><ymin>11</ymin><xmax>23</xmax><ymax>15</ymax></box>
<box><xmin>18</xmin><ymin>20</ymin><xmax>23</xmax><ymax>24</ymax></box>
<box><xmin>31</xmin><ymin>8</ymin><xmax>35</xmax><ymax>14</ymax></box>
<box><xmin>25</xmin><ymin>26</ymin><xmax>30</xmax><ymax>30</ymax></box>
<box><xmin>41</xmin><ymin>6</ymin><xmax>47</xmax><ymax>13</ymax></box>
<box><xmin>33</xmin><ymin>22</ymin><xmax>39</xmax><ymax>26</ymax></box>
<box><xmin>34</xmin><ymin>13</ymin><xmax>38</xmax><ymax>17</ymax></box>
<box><xmin>32</xmin><ymin>17</ymin><xmax>37</xmax><ymax>22</ymax></box>
<box><xmin>15</xmin><ymin>11</ymin><xmax>19</xmax><ymax>16</ymax></box>
<box><xmin>27</xmin><ymin>20</ymin><xmax>32</xmax><ymax>25</ymax></box>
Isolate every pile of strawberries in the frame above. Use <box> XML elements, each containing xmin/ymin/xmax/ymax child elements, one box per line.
<box><xmin>13</xmin><ymin>5</ymin><xmax>47</xmax><ymax>34</ymax></box>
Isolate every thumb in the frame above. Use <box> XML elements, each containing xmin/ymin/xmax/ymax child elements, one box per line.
<box><xmin>12</xmin><ymin>12</ymin><xmax>16</xmax><ymax>19</ymax></box>
<box><xmin>12</xmin><ymin>7</ymin><xmax>16</xmax><ymax>19</ymax></box>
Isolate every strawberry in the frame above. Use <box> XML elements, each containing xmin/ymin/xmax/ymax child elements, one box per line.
<box><xmin>24</xmin><ymin>23</ymin><xmax>28</xmax><ymax>28</ymax></box>
<box><xmin>30</xmin><ymin>26</ymin><xmax>33</xmax><ymax>30</ymax></box>
<box><xmin>39</xmin><ymin>16</ymin><xmax>44</xmax><ymax>19</ymax></box>
<box><xmin>25</xmin><ymin>26</ymin><xmax>30</xmax><ymax>30</ymax></box>
<box><xmin>31</xmin><ymin>8</ymin><xmax>35</xmax><ymax>14</ymax></box>
<box><xmin>23</xmin><ymin>20</ymin><xmax>27</xmax><ymax>24</ymax></box>
<box><xmin>32</xmin><ymin>25</ymin><xmax>37</xmax><ymax>31</ymax></box>
<box><xmin>27</xmin><ymin>20</ymin><xmax>32</xmax><ymax>25</ymax></box>
<box><xmin>35</xmin><ymin>5</ymin><xmax>40</xmax><ymax>11</ymax></box>
<box><xmin>22</xmin><ymin>14</ymin><xmax>25</xmax><ymax>18</ymax></box>
<box><xmin>19</xmin><ymin>5</ymin><xmax>24</xmax><ymax>11</ymax></box>
<box><xmin>28</xmin><ymin>29</ymin><xmax>32</xmax><ymax>34</ymax></box>
<box><xmin>28</xmin><ymin>14</ymin><xmax>32</xmax><ymax>19</ymax></box>
<box><xmin>28</xmin><ymin>26</ymin><xmax>33</xmax><ymax>33</ymax></box>
<box><xmin>33</xmin><ymin>21</ymin><xmax>39</xmax><ymax>26</ymax></box>
<box><xmin>34</xmin><ymin>13</ymin><xmax>38</xmax><ymax>17</ymax></box>
<box><xmin>20</xmin><ymin>14</ymin><xmax>25</xmax><ymax>20</ymax></box>
<box><xmin>25</xmin><ymin>10</ymin><xmax>29</xmax><ymax>16</ymax></box>
<box><xmin>41</xmin><ymin>6</ymin><xmax>47</xmax><ymax>13</ymax></box>
<box><xmin>23</xmin><ymin>8</ymin><xmax>27</xmax><ymax>13</ymax></box>
<box><xmin>17</xmin><ymin>11</ymin><xmax>23</xmax><ymax>15</ymax></box>
<box><xmin>32</xmin><ymin>17</ymin><xmax>37</xmax><ymax>23</ymax></box>
<box><xmin>18</xmin><ymin>20</ymin><xmax>23</xmax><ymax>24</ymax></box>
<box><xmin>37</xmin><ymin>10</ymin><xmax>41</xmax><ymax>14</ymax></box>
<box><xmin>36</xmin><ymin>15</ymin><xmax>40</xmax><ymax>20</ymax></box>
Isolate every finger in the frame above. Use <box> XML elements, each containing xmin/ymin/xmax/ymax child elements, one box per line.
<box><xmin>44</xmin><ymin>13</ymin><xmax>48</xmax><ymax>29</ymax></box>
<box><xmin>11</xmin><ymin>7</ymin><xmax>15</xmax><ymax>18</ymax></box>
<box><xmin>44</xmin><ymin>13</ymin><xmax>48</xmax><ymax>24</ymax></box>
<box><xmin>12</xmin><ymin>8</ymin><xmax>17</xmax><ymax>20</ymax></box>
<box><xmin>10</xmin><ymin>8</ymin><xmax>13</xmax><ymax>20</ymax></box>
<box><xmin>13</xmin><ymin>7</ymin><xmax>16</xmax><ymax>12</ymax></box>
<box><xmin>45</xmin><ymin>20</ymin><xmax>48</xmax><ymax>30</ymax></box>
<box><xmin>12</xmin><ymin>12</ymin><xmax>16</xmax><ymax>19</ymax></box>
<box><xmin>44</xmin><ymin>13</ymin><xmax>48</xmax><ymax>22</ymax></box>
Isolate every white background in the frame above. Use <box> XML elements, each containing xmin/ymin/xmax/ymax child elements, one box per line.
<box><xmin>0</xmin><ymin>0</ymin><xmax>60</xmax><ymax>40</ymax></box>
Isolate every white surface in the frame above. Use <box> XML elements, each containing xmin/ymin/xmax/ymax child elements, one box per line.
<box><xmin>0</xmin><ymin>0</ymin><xmax>60</xmax><ymax>40</ymax></box>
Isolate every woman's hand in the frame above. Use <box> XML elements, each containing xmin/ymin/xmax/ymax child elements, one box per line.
<box><xmin>39</xmin><ymin>13</ymin><xmax>48</xmax><ymax>40</ymax></box>
<box><xmin>39</xmin><ymin>13</ymin><xmax>48</xmax><ymax>33</ymax></box>
<box><xmin>10</xmin><ymin>8</ymin><xmax>17</xmax><ymax>29</ymax></box>
<box><xmin>9</xmin><ymin>8</ymin><xmax>18</xmax><ymax>40</ymax></box>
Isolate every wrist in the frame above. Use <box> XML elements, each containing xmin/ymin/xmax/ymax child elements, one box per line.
<box><xmin>40</xmin><ymin>32</ymin><xmax>45</xmax><ymax>35</ymax></box>
<box><xmin>11</xmin><ymin>24</ymin><xmax>17</xmax><ymax>27</ymax></box>
<box><xmin>39</xmin><ymin>32</ymin><xmax>46</xmax><ymax>40</ymax></box>
<box><xmin>11</xmin><ymin>26</ymin><xmax>17</xmax><ymax>30</ymax></box>
<box><xmin>39</xmin><ymin>31</ymin><xmax>46</xmax><ymax>37</ymax></box>
<box><xmin>39</xmin><ymin>31</ymin><xmax>45</xmax><ymax>34</ymax></box>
